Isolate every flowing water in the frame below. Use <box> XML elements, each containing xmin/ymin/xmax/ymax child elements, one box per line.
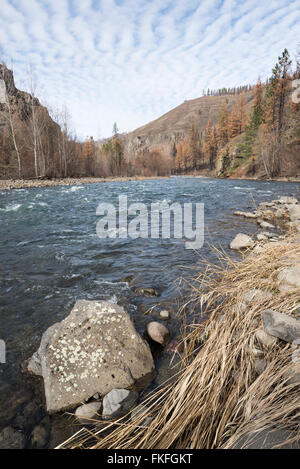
<box><xmin>0</xmin><ymin>176</ymin><xmax>299</xmax><ymax>446</ymax></box>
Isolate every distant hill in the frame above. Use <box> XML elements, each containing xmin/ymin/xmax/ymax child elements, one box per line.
<box><xmin>123</xmin><ymin>91</ymin><xmax>254</xmax><ymax>162</ymax></box>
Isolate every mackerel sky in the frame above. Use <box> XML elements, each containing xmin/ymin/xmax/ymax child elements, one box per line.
<box><xmin>0</xmin><ymin>0</ymin><xmax>299</xmax><ymax>138</ymax></box>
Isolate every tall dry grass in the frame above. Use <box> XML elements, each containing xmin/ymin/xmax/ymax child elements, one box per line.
<box><xmin>59</xmin><ymin>235</ymin><xmax>300</xmax><ymax>449</ymax></box>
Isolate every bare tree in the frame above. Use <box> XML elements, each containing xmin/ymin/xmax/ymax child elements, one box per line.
<box><xmin>27</xmin><ymin>65</ymin><xmax>41</xmax><ymax>178</ymax></box>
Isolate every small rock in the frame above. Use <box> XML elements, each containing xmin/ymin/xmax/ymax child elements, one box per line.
<box><xmin>30</xmin><ymin>416</ymin><xmax>50</xmax><ymax>449</ymax></box>
<box><xmin>138</xmin><ymin>303</ymin><xmax>148</xmax><ymax>314</ymax></box>
<box><xmin>159</xmin><ymin>310</ymin><xmax>170</xmax><ymax>320</ymax></box>
<box><xmin>278</xmin><ymin>266</ymin><xmax>300</xmax><ymax>292</ymax></box>
<box><xmin>146</xmin><ymin>322</ymin><xmax>170</xmax><ymax>345</ymax></box>
<box><xmin>134</xmin><ymin>287</ymin><xmax>160</xmax><ymax>297</ymax></box>
<box><xmin>102</xmin><ymin>389</ymin><xmax>138</xmax><ymax>419</ymax></box>
<box><xmin>257</xmin><ymin>233</ymin><xmax>268</xmax><ymax>241</ymax></box>
<box><xmin>263</xmin><ymin>310</ymin><xmax>300</xmax><ymax>343</ymax></box>
<box><xmin>242</xmin><ymin>289</ymin><xmax>273</xmax><ymax>305</ymax></box>
<box><xmin>288</xmin><ymin>204</ymin><xmax>300</xmax><ymax>221</ymax></box>
<box><xmin>165</xmin><ymin>340</ymin><xmax>184</xmax><ymax>354</ymax></box>
<box><xmin>232</xmin><ymin>302</ymin><xmax>247</xmax><ymax>313</ymax></box>
<box><xmin>230</xmin><ymin>233</ymin><xmax>254</xmax><ymax>250</ymax></box>
<box><xmin>255</xmin><ymin>329</ymin><xmax>278</xmax><ymax>348</ymax></box>
<box><xmin>254</xmin><ymin>359</ymin><xmax>267</xmax><ymax>374</ymax></box>
<box><xmin>0</xmin><ymin>427</ymin><xmax>26</xmax><ymax>449</ymax></box>
<box><xmin>261</xmin><ymin>231</ymin><xmax>277</xmax><ymax>239</ymax></box>
<box><xmin>75</xmin><ymin>402</ymin><xmax>102</xmax><ymax>425</ymax></box>
<box><xmin>258</xmin><ymin>220</ymin><xmax>275</xmax><ymax>229</ymax></box>
<box><xmin>234</xmin><ymin>211</ymin><xmax>257</xmax><ymax>218</ymax></box>
<box><xmin>277</xmin><ymin>196</ymin><xmax>298</xmax><ymax>205</ymax></box>
<box><xmin>283</xmin><ymin>363</ymin><xmax>300</xmax><ymax>386</ymax></box>
<box><xmin>120</xmin><ymin>275</ymin><xmax>134</xmax><ymax>284</ymax></box>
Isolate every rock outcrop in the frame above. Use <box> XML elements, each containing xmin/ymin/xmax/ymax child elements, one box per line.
<box><xmin>28</xmin><ymin>300</ymin><xmax>154</xmax><ymax>413</ymax></box>
<box><xmin>0</xmin><ymin>64</ymin><xmax>63</xmax><ymax>179</ymax></box>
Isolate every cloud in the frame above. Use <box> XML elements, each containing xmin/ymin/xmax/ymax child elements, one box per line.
<box><xmin>0</xmin><ymin>0</ymin><xmax>299</xmax><ymax>138</ymax></box>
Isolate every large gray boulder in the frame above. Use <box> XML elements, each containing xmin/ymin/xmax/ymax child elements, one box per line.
<box><xmin>262</xmin><ymin>310</ymin><xmax>300</xmax><ymax>343</ymax></box>
<box><xmin>27</xmin><ymin>300</ymin><xmax>154</xmax><ymax>413</ymax></box>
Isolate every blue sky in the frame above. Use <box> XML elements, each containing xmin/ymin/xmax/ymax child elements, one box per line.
<box><xmin>0</xmin><ymin>0</ymin><xmax>299</xmax><ymax>138</ymax></box>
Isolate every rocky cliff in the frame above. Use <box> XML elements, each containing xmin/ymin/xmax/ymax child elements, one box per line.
<box><xmin>0</xmin><ymin>64</ymin><xmax>63</xmax><ymax>179</ymax></box>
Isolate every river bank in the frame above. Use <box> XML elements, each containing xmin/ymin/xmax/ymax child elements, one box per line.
<box><xmin>1</xmin><ymin>174</ymin><xmax>300</xmax><ymax>191</ymax></box>
<box><xmin>58</xmin><ymin>196</ymin><xmax>300</xmax><ymax>449</ymax></box>
<box><xmin>0</xmin><ymin>176</ymin><xmax>172</xmax><ymax>191</ymax></box>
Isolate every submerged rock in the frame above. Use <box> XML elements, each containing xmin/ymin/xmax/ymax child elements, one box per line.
<box><xmin>29</xmin><ymin>416</ymin><xmax>50</xmax><ymax>449</ymax></box>
<box><xmin>102</xmin><ymin>389</ymin><xmax>138</xmax><ymax>419</ymax></box>
<box><xmin>159</xmin><ymin>310</ymin><xmax>170</xmax><ymax>320</ymax></box>
<box><xmin>230</xmin><ymin>233</ymin><xmax>254</xmax><ymax>250</ymax></box>
<box><xmin>27</xmin><ymin>300</ymin><xmax>154</xmax><ymax>413</ymax></box>
<box><xmin>134</xmin><ymin>286</ymin><xmax>161</xmax><ymax>297</ymax></box>
<box><xmin>263</xmin><ymin>310</ymin><xmax>300</xmax><ymax>343</ymax></box>
<box><xmin>0</xmin><ymin>427</ymin><xmax>26</xmax><ymax>449</ymax></box>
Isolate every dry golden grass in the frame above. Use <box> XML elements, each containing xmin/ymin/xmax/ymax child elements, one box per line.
<box><xmin>59</xmin><ymin>235</ymin><xmax>300</xmax><ymax>449</ymax></box>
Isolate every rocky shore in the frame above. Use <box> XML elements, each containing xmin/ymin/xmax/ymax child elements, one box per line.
<box><xmin>58</xmin><ymin>195</ymin><xmax>299</xmax><ymax>449</ymax></box>
<box><xmin>0</xmin><ymin>176</ymin><xmax>170</xmax><ymax>191</ymax></box>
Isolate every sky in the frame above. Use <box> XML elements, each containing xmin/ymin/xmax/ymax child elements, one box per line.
<box><xmin>0</xmin><ymin>0</ymin><xmax>299</xmax><ymax>139</ymax></box>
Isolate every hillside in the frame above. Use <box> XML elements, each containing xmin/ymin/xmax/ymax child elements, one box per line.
<box><xmin>123</xmin><ymin>90</ymin><xmax>254</xmax><ymax>163</ymax></box>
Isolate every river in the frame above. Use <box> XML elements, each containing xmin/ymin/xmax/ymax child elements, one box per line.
<box><xmin>0</xmin><ymin>176</ymin><xmax>299</xmax><ymax>446</ymax></box>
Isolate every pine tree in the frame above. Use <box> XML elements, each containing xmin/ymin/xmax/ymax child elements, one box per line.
<box><xmin>264</xmin><ymin>48</ymin><xmax>292</xmax><ymax>175</ymax></box>
<box><xmin>203</xmin><ymin>120</ymin><xmax>217</xmax><ymax>170</ymax></box>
